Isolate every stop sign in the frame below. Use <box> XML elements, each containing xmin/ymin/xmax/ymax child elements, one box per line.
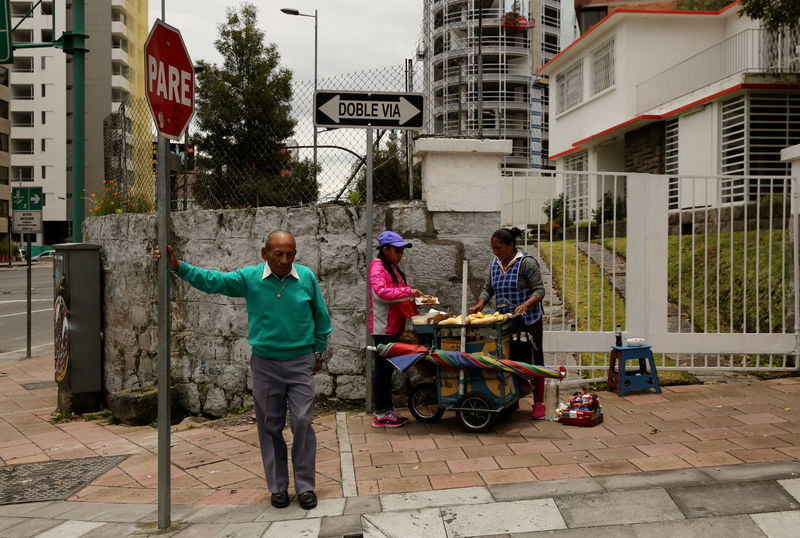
<box><xmin>145</xmin><ymin>19</ymin><xmax>194</xmax><ymax>140</ymax></box>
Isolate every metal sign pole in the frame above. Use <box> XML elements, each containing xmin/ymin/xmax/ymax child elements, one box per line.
<box><xmin>365</xmin><ymin>128</ymin><xmax>374</xmax><ymax>413</ymax></box>
<box><xmin>156</xmin><ymin>135</ymin><xmax>171</xmax><ymax>529</ymax></box>
<box><xmin>26</xmin><ymin>234</ymin><xmax>31</xmax><ymax>358</ymax></box>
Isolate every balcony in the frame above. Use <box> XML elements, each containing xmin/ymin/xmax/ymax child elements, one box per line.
<box><xmin>111</xmin><ymin>20</ymin><xmax>128</xmax><ymax>38</ymax></box>
<box><xmin>636</xmin><ymin>28</ymin><xmax>800</xmax><ymax>114</ymax></box>
<box><xmin>111</xmin><ymin>47</ymin><xmax>129</xmax><ymax>64</ymax></box>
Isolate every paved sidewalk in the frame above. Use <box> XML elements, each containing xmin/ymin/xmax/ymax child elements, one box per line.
<box><xmin>2</xmin><ymin>354</ymin><xmax>800</xmax><ymax>536</ymax></box>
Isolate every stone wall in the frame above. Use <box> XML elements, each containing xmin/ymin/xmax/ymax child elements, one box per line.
<box><xmin>624</xmin><ymin>122</ymin><xmax>665</xmax><ymax>174</ymax></box>
<box><xmin>84</xmin><ymin>203</ymin><xmax>499</xmax><ymax>416</ymax></box>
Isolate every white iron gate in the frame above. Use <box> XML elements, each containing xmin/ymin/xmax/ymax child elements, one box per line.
<box><xmin>503</xmin><ymin>170</ymin><xmax>799</xmax><ymax>381</ymax></box>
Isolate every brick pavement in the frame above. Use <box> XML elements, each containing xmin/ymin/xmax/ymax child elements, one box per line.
<box><xmin>2</xmin><ymin>355</ymin><xmax>800</xmax><ymax>508</ymax></box>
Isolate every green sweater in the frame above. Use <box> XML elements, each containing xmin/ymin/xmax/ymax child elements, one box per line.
<box><xmin>175</xmin><ymin>261</ymin><xmax>332</xmax><ymax>360</ymax></box>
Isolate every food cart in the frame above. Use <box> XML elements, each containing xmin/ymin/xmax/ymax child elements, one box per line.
<box><xmin>374</xmin><ymin>317</ymin><xmax>564</xmax><ymax>433</ymax></box>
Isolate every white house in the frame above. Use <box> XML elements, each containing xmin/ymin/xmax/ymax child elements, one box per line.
<box><xmin>536</xmin><ymin>2</ymin><xmax>800</xmax><ymax>218</ymax></box>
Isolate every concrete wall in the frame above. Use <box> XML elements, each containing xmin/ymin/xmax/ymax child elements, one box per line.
<box><xmin>84</xmin><ymin>204</ymin><xmax>499</xmax><ymax>416</ymax></box>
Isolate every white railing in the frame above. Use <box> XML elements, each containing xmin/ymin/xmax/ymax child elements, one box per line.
<box><xmin>502</xmin><ymin>170</ymin><xmax>799</xmax><ymax>380</ymax></box>
<box><xmin>636</xmin><ymin>28</ymin><xmax>800</xmax><ymax>113</ymax></box>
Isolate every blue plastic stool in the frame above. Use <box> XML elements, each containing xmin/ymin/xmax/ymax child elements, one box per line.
<box><xmin>607</xmin><ymin>344</ymin><xmax>661</xmax><ymax>397</ymax></box>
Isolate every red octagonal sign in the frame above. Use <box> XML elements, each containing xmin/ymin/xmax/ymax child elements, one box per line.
<box><xmin>145</xmin><ymin>19</ymin><xmax>194</xmax><ymax>140</ymax></box>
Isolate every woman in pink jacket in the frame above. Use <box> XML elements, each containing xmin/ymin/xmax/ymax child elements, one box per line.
<box><xmin>369</xmin><ymin>231</ymin><xmax>424</xmax><ymax>427</ymax></box>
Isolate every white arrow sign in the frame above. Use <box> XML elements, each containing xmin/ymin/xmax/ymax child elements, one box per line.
<box><xmin>319</xmin><ymin>95</ymin><xmax>421</xmax><ymax>125</ymax></box>
<box><xmin>30</xmin><ymin>194</ymin><xmax>40</xmax><ymax>205</ymax></box>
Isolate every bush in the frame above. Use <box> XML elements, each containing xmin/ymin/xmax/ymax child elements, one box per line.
<box><xmin>592</xmin><ymin>192</ymin><xmax>625</xmax><ymax>226</ymax></box>
<box><xmin>89</xmin><ymin>180</ymin><xmax>153</xmax><ymax>216</ymax></box>
<box><xmin>542</xmin><ymin>193</ymin><xmax>572</xmax><ymax>230</ymax></box>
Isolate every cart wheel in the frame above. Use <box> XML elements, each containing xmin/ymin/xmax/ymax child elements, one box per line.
<box><xmin>408</xmin><ymin>383</ymin><xmax>444</xmax><ymax>423</ymax></box>
<box><xmin>456</xmin><ymin>391</ymin><xmax>496</xmax><ymax>433</ymax></box>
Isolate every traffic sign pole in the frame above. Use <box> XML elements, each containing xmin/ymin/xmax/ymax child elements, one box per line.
<box><xmin>26</xmin><ymin>234</ymin><xmax>31</xmax><ymax>358</ymax></box>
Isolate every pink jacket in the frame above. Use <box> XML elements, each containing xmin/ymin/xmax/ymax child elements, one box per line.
<box><xmin>369</xmin><ymin>259</ymin><xmax>413</xmax><ymax>335</ymax></box>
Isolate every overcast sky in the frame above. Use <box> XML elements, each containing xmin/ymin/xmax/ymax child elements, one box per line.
<box><xmin>148</xmin><ymin>1</ymin><xmax>425</xmax><ymax>83</ymax></box>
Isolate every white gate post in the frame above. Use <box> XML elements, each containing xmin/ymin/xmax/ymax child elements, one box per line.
<box><xmin>780</xmin><ymin>145</ymin><xmax>800</xmax><ymax>361</ymax></box>
<box><xmin>625</xmin><ymin>174</ymin><xmax>668</xmax><ymax>346</ymax></box>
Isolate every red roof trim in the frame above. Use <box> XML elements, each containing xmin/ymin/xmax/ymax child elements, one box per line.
<box><xmin>536</xmin><ymin>1</ymin><xmax>741</xmax><ymax>75</ymax></box>
<box><xmin>549</xmin><ymin>146</ymin><xmax>581</xmax><ymax>160</ymax></box>
<box><xmin>557</xmin><ymin>81</ymin><xmax>800</xmax><ymax>158</ymax></box>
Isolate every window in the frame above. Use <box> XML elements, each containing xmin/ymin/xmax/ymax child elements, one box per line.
<box><xmin>41</xmin><ymin>138</ymin><xmax>46</xmax><ymax>151</ymax></box>
<box><xmin>0</xmin><ymin>99</ymin><xmax>8</xmax><ymax>119</ymax></box>
<box><xmin>41</xmin><ymin>56</ymin><xmax>46</xmax><ymax>70</ymax></box>
<box><xmin>556</xmin><ymin>59</ymin><xmax>583</xmax><ymax>114</ymax></box>
<box><xmin>41</xmin><ymin>84</ymin><xmax>46</xmax><ymax>97</ymax></box>
<box><xmin>665</xmin><ymin>119</ymin><xmax>679</xmax><ymax>210</ymax></box>
<box><xmin>10</xmin><ymin>2</ymin><xmax>33</xmax><ymax>18</ymax></box>
<box><xmin>564</xmin><ymin>150</ymin><xmax>589</xmax><ymax>222</ymax></box>
<box><xmin>0</xmin><ymin>200</ymin><xmax>8</xmax><ymax>218</ymax></box>
<box><xmin>12</xmin><ymin>29</ymin><xmax>33</xmax><ymax>44</ymax></box>
<box><xmin>12</xmin><ymin>166</ymin><xmax>33</xmax><ymax>181</ymax></box>
<box><xmin>11</xmin><ymin>111</ymin><xmax>33</xmax><ymax>126</ymax></box>
<box><xmin>11</xmin><ymin>84</ymin><xmax>34</xmax><ymax>100</ymax></box>
<box><xmin>12</xmin><ymin>56</ymin><xmax>33</xmax><ymax>73</ymax></box>
<box><xmin>41</xmin><ymin>28</ymin><xmax>52</xmax><ymax>42</ymax></box>
<box><xmin>0</xmin><ymin>133</ymin><xmax>8</xmax><ymax>152</ymax></box>
<box><xmin>0</xmin><ymin>66</ymin><xmax>7</xmax><ymax>86</ymax></box>
<box><xmin>41</xmin><ymin>1</ymin><xmax>53</xmax><ymax>15</ymax></box>
<box><xmin>12</xmin><ymin>138</ymin><xmax>34</xmax><ymax>155</ymax></box>
<box><xmin>591</xmin><ymin>36</ymin><xmax>615</xmax><ymax>95</ymax></box>
<box><xmin>0</xmin><ymin>166</ymin><xmax>8</xmax><ymax>185</ymax></box>
<box><xmin>41</xmin><ymin>111</ymin><xmax>46</xmax><ymax>124</ymax></box>
<box><xmin>41</xmin><ymin>165</ymin><xmax>46</xmax><ymax>179</ymax></box>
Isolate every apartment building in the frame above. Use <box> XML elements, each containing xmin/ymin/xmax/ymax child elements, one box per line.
<box><xmin>422</xmin><ymin>0</ymin><xmax>565</xmax><ymax>170</ymax></box>
<box><xmin>8</xmin><ymin>0</ymin><xmax>147</xmax><ymax>247</ymax></box>
<box><xmin>538</xmin><ymin>2</ymin><xmax>800</xmax><ymax>217</ymax></box>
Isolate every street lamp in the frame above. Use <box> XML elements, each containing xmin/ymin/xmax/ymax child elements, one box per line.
<box><xmin>281</xmin><ymin>7</ymin><xmax>318</xmax><ymax>184</ymax></box>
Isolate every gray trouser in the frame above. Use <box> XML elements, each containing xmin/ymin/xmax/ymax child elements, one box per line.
<box><xmin>250</xmin><ymin>352</ymin><xmax>316</xmax><ymax>494</ymax></box>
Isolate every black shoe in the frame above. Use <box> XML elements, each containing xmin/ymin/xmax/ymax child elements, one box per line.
<box><xmin>271</xmin><ymin>490</ymin><xmax>290</xmax><ymax>508</ymax></box>
<box><xmin>298</xmin><ymin>490</ymin><xmax>317</xmax><ymax>510</ymax></box>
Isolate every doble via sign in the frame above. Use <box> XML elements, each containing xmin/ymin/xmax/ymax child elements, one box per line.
<box><xmin>144</xmin><ymin>19</ymin><xmax>194</xmax><ymax>140</ymax></box>
<box><xmin>314</xmin><ymin>91</ymin><xmax>424</xmax><ymax>130</ymax></box>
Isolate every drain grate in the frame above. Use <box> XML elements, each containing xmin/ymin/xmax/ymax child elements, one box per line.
<box><xmin>0</xmin><ymin>455</ymin><xmax>128</xmax><ymax>505</ymax></box>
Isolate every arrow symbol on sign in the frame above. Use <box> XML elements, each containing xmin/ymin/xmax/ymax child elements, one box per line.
<box><xmin>30</xmin><ymin>194</ymin><xmax>40</xmax><ymax>204</ymax></box>
<box><xmin>319</xmin><ymin>95</ymin><xmax>421</xmax><ymax>125</ymax></box>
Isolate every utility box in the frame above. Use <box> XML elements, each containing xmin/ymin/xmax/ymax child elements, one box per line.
<box><xmin>53</xmin><ymin>243</ymin><xmax>102</xmax><ymax>413</ymax></box>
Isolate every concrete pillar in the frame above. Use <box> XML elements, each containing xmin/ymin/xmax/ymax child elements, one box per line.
<box><xmin>414</xmin><ymin>138</ymin><xmax>512</xmax><ymax>212</ymax></box>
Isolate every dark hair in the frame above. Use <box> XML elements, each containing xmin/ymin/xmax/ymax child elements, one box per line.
<box><xmin>377</xmin><ymin>245</ymin><xmax>406</xmax><ymax>285</ymax></box>
<box><xmin>491</xmin><ymin>227</ymin><xmax>523</xmax><ymax>248</ymax></box>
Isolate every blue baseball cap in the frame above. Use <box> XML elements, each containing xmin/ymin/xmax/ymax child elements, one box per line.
<box><xmin>377</xmin><ymin>231</ymin><xmax>412</xmax><ymax>248</ymax></box>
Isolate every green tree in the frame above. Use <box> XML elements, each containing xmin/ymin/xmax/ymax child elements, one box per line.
<box><xmin>351</xmin><ymin>131</ymin><xmax>420</xmax><ymax>202</ymax></box>
<box><xmin>192</xmin><ymin>3</ymin><xmax>318</xmax><ymax>208</ymax></box>
<box><xmin>738</xmin><ymin>0</ymin><xmax>800</xmax><ymax>31</ymax></box>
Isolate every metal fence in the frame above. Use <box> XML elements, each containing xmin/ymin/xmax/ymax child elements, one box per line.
<box><xmin>103</xmin><ymin>61</ymin><xmax>430</xmax><ymax>212</ymax></box>
<box><xmin>503</xmin><ymin>170</ymin><xmax>798</xmax><ymax>382</ymax></box>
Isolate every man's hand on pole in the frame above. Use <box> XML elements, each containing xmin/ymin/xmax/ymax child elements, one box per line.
<box><xmin>154</xmin><ymin>245</ymin><xmax>181</xmax><ymax>272</ymax></box>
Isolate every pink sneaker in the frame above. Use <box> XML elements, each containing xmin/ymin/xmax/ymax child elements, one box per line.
<box><xmin>372</xmin><ymin>410</ymin><xmax>409</xmax><ymax>428</ymax></box>
<box><xmin>532</xmin><ymin>402</ymin><xmax>546</xmax><ymax>420</ymax></box>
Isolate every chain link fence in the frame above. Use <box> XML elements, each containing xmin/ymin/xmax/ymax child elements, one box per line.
<box><xmin>103</xmin><ymin>60</ymin><xmax>432</xmax><ymax>212</ymax></box>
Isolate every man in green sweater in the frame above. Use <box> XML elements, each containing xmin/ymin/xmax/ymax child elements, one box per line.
<box><xmin>156</xmin><ymin>230</ymin><xmax>331</xmax><ymax>510</ymax></box>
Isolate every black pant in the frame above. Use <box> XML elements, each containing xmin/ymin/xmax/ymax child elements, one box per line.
<box><xmin>525</xmin><ymin>319</ymin><xmax>545</xmax><ymax>404</ymax></box>
<box><xmin>371</xmin><ymin>334</ymin><xmax>396</xmax><ymax>412</ymax></box>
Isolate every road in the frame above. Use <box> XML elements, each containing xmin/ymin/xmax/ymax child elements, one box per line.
<box><xmin>0</xmin><ymin>262</ymin><xmax>54</xmax><ymax>359</ymax></box>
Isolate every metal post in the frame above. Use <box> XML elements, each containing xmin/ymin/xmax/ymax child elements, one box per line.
<box><xmin>156</xmin><ymin>137</ymin><xmax>171</xmax><ymax>528</ymax></box>
<box><xmin>72</xmin><ymin>0</ymin><xmax>85</xmax><ymax>242</ymax></box>
<box><xmin>407</xmin><ymin>59</ymin><xmax>414</xmax><ymax>200</ymax></box>
<box><xmin>313</xmin><ymin>9</ymin><xmax>318</xmax><ymax>185</ymax></box>
<box><xmin>26</xmin><ymin>234</ymin><xmax>31</xmax><ymax>358</ymax></box>
<box><xmin>157</xmin><ymin>2</ymin><xmax>171</xmax><ymax>528</ymax></box>
<box><xmin>365</xmin><ymin>128</ymin><xmax>374</xmax><ymax>413</ymax></box>
<box><xmin>6</xmin><ymin>218</ymin><xmax>11</xmax><ymax>267</ymax></box>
